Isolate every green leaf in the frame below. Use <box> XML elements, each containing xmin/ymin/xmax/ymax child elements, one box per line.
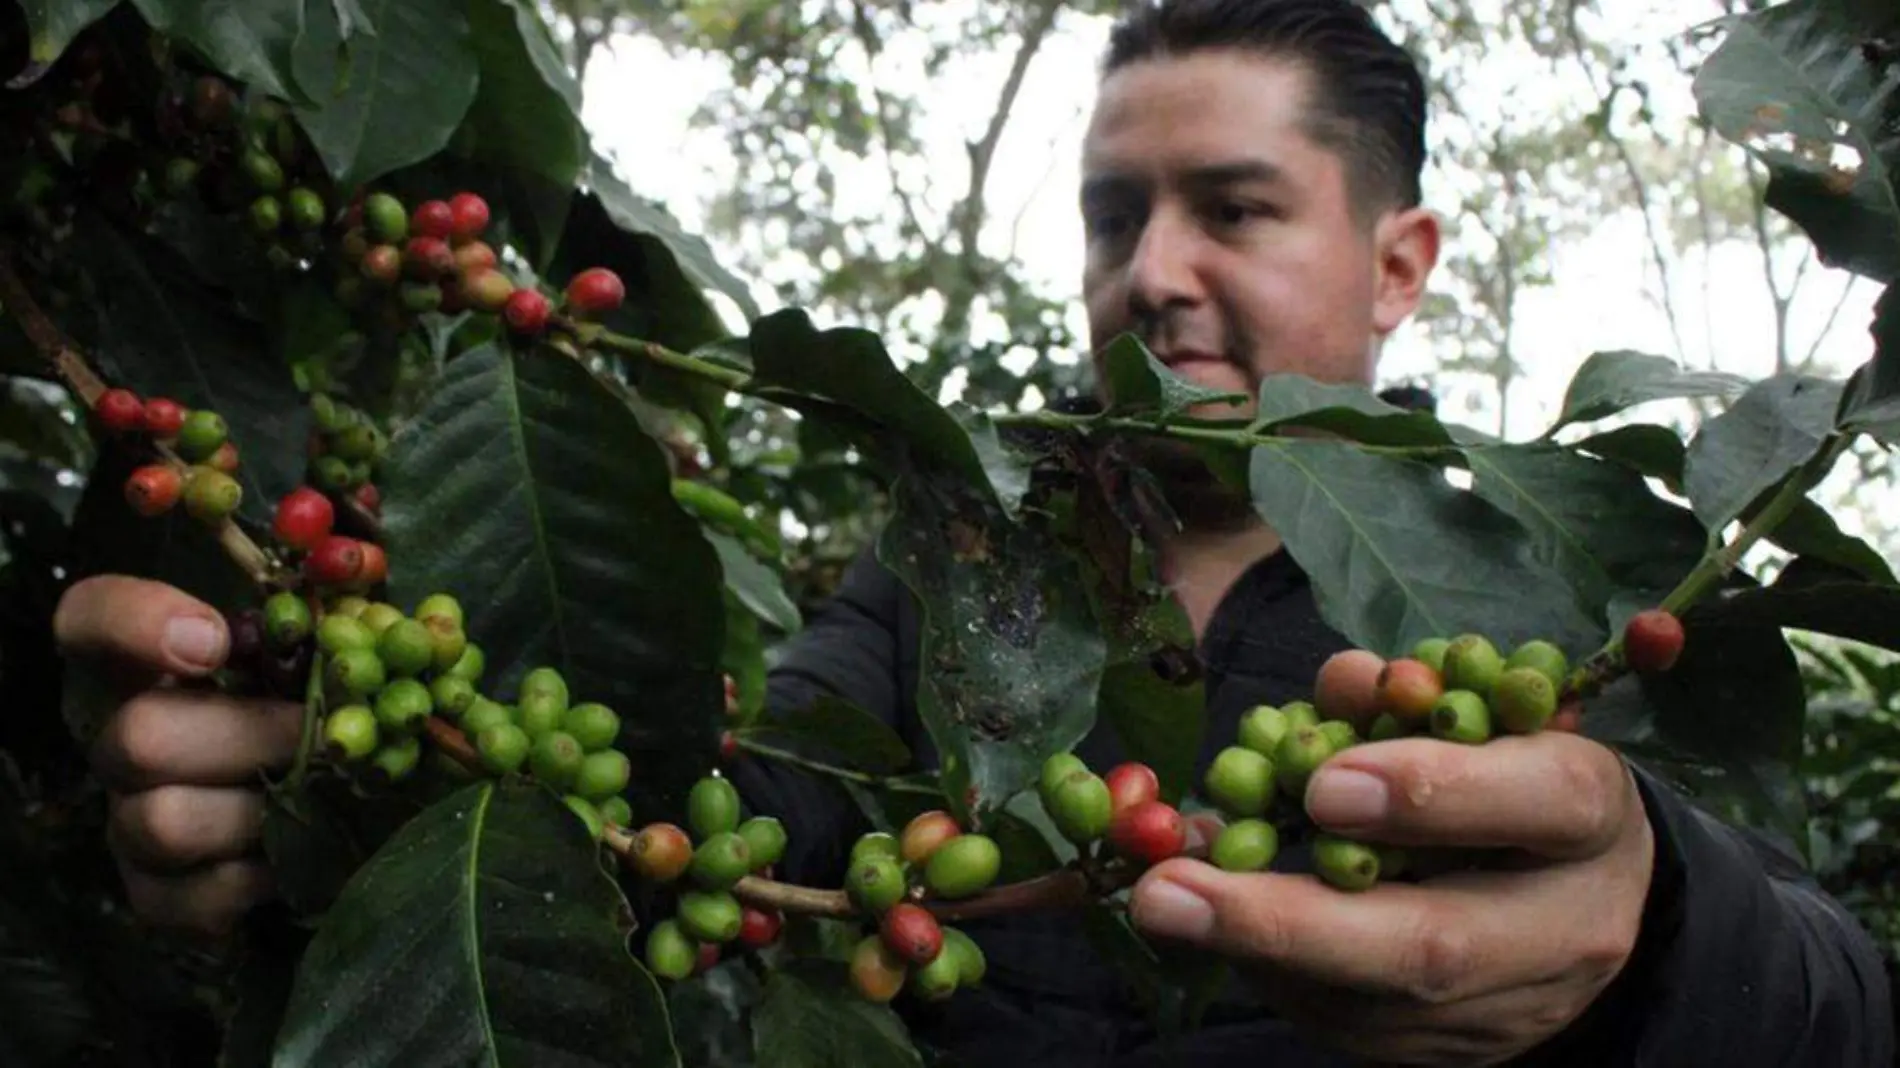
<box><xmin>1547</xmin><ymin>351</ymin><xmax>1749</xmax><ymax>435</ymax></box>
<box><xmin>748</xmin><ymin>309</ymin><xmax>1033</xmax><ymax>516</ymax></box>
<box><xmin>330</xmin><ymin>0</ymin><xmax>371</xmax><ymax>39</ymax></box>
<box><xmin>1099</xmin><ymin>334</ymin><xmax>1249</xmax><ymax>418</ymax></box>
<box><xmin>1252</xmin><ymin>374</ymin><xmax>1463</xmax><ymax>447</ymax></box>
<box><xmin>289</xmin><ymin>0</ymin><xmax>478</xmax><ymax>188</ymax></box>
<box><xmin>131</xmin><ymin>0</ymin><xmax>301</xmax><ymax>99</ymax></box>
<box><xmin>1757</xmin><ymin>497</ymin><xmax>1898</xmax><ymax>585</ymax></box>
<box><xmin>68</xmin><ymin>210</ymin><xmax>312</xmax><ymax>527</ymax></box>
<box><xmin>1097</xmin><ymin>661</ymin><xmax>1204</xmax><ymax>806</ymax></box>
<box><xmin>1693</xmin><ymin>0</ymin><xmax>1900</xmax><ymax>282</ymax></box>
<box><xmin>876</xmin><ymin>468</ymin><xmax>1108</xmax><ymax>821</ymax></box>
<box><xmin>707</xmin><ymin>530</ymin><xmax>801</xmax><ymax>634</ymax></box>
<box><xmin>584</xmin><ymin>150</ymin><xmax>759</xmax><ymax>320</ymax></box>
<box><xmin>380</xmin><ymin>344</ymin><xmax>724</xmax><ymax>817</ymax></box>
<box><xmin>741</xmin><ymin>694</ymin><xmax>911</xmax><ymax>775</ymax></box>
<box><xmin>1248</xmin><ymin>440</ymin><xmax>1605</xmax><ymax>660</ymax></box>
<box><xmin>1464</xmin><ymin>444</ymin><xmax>1707</xmax><ymax>625</ymax></box>
<box><xmin>750</xmin><ymin>962</ymin><xmax>921</xmax><ymax>1068</ymax></box>
<box><xmin>1572</xmin><ymin>423</ymin><xmax>1687</xmax><ymax>486</ymax></box>
<box><xmin>272</xmin><ymin>781</ymin><xmax>680</xmax><ymax>1068</ymax></box>
<box><xmin>464</xmin><ymin>0</ymin><xmax>586</xmax><ymax>189</ymax></box>
<box><xmin>1694</xmin><ymin>579</ymin><xmax>1900</xmax><ymax>652</ymax></box>
<box><xmin>1682</xmin><ymin>374</ymin><xmax>1843</xmax><ymax>533</ymax></box>
<box><xmin>12</xmin><ymin>0</ymin><xmax>117</xmax><ymax>72</ymax></box>
<box><xmin>1839</xmin><ymin>282</ymin><xmax>1900</xmax><ymax>442</ymax></box>
<box><xmin>551</xmin><ymin>180</ymin><xmax>731</xmax><ymax>356</ymax></box>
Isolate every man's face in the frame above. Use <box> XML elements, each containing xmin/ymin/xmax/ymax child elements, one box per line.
<box><xmin>1079</xmin><ymin>50</ymin><xmax>1438</xmax><ymax>421</ymax></box>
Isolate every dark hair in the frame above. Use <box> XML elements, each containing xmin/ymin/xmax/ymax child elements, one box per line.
<box><xmin>1101</xmin><ymin>0</ymin><xmax>1427</xmax><ymax>220</ymax></box>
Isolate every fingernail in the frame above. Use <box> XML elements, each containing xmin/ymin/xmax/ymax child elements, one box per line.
<box><xmin>1307</xmin><ymin>768</ymin><xmax>1389</xmax><ymax>828</ymax></box>
<box><xmin>1134</xmin><ymin>878</ymin><xmax>1214</xmax><ymax>941</ymax></box>
<box><xmin>164</xmin><ymin>616</ymin><xmax>225</xmax><ymax>668</ymax></box>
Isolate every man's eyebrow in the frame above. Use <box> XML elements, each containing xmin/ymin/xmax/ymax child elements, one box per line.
<box><xmin>1079</xmin><ymin>159</ymin><xmax>1287</xmax><ymax>205</ymax></box>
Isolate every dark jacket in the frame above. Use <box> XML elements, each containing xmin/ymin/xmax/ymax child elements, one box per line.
<box><xmin>730</xmin><ymin>540</ymin><xmax>1895</xmax><ymax>1067</ymax></box>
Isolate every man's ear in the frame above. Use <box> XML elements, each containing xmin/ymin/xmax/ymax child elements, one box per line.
<box><xmin>1371</xmin><ymin>206</ymin><xmax>1440</xmax><ymax>335</ymax></box>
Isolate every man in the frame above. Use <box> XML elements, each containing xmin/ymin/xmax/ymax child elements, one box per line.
<box><xmin>49</xmin><ymin>1</ymin><xmax>1895</xmax><ymax>1065</ymax></box>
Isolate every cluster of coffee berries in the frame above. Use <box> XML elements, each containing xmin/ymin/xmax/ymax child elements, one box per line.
<box><xmin>629</xmin><ymin>774</ymin><xmax>788</xmax><ymax>981</ymax></box>
<box><xmin>333</xmin><ymin>190</ymin><xmax>500</xmax><ymax>321</ymax></box>
<box><xmin>1037</xmin><ymin>755</ymin><xmax>1189</xmax><ymax>868</ymax></box>
<box><xmin>827</xmin><ymin>812</ymin><xmax>995</xmax><ymax>1003</ymax></box>
<box><xmin>99</xmin><ymin>388</ymin><xmax>245</xmax><ymax>523</ymax></box>
<box><xmin>303</xmin><ymin>393</ymin><xmax>385</xmax><ymax>509</ymax></box>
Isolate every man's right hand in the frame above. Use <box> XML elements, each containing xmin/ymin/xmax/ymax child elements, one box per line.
<box><xmin>53</xmin><ymin>575</ymin><xmax>303</xmax><ymax>939</ymax></box>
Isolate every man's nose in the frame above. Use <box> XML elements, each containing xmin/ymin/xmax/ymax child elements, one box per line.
<box><xmin>1125</xmin><ymin>206</ymin><xmax>1208</xmax><ymax>324</ymax></box>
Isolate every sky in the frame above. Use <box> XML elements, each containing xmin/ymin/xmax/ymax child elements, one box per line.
<box><xmin>572</xmin><ymin>2</ymin><xmax>1892</xmax><ymax>537</ymax></box>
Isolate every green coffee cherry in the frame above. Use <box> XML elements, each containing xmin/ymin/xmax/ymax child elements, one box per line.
<box><xmin>249</xmin><ymin>195</ymin><xmax>281</xmax><ymax>235</ymax></box>
<box><xmin>430</xmin><ymin>675</ymin><xmax>477</xmax><ymax>719</ymax></box>
<box><xmin>1491</xmin><ymin>666</ymin><xmax>1556</xmax><ymax>735</ymax></box>
<box><xmin>563</xmin><ymin>795</ymin><xmax>604</xmax><ymax>841</ymax></box>
<box><xmin>415</xmin><ymin>592</ymin><xmax>464</xmax><ymax>628</ymax></box>
<box><xmin>738</xmin><ymin>816</ymin><xmax>787</xmax><ymax>870</ymax></box>
<box><xmin>520</xmin><ymin>667</ymin><xmax>569</xmax><ymax>710</ymax></box>
<box><xmin>377</xmin><ymin>618</ymin><xmax>435</xmax><ymax>678</ymax></box>
<box><xmin>174</xmin><ymin>410</ymin><xmax>227</xmax><ymax>463</ymax></box>
<box><xmin>1442</xmin><ymin>634</ymin><xmax>1504</xmax><ymax>695</ymax></box>
<box><xmin>318</xmin><ymin>614</ymin><xmax>375</xmax><ymax>656</ymax></box>
<box><xmin>1504</xmin><ymin>639</ymin><xmax>1569</xmax><ymax>688</ymax></box>
<box><xmin>373</xmin><ymin>678</ymin><xmax>433</xmax><ymax>736</ymax></box>
<box><xmin>240</xmin><ymin>148</ymin><xmax>283</xmax><ymax>192</ymax></box>
<box><xmin>163</xmin><ymin>157</ymin><xmax>200</xmax><ymax>195</ymax></box>
<box><xmin>309</xmin><ymin>456</ymin><xmax>353</xmax><ymax>493</ymax></box>
<box><xmin>357</xmin><ymin>602</ymin><xmax>403</xmax><ymax>636</ymax></box>
<box><xmin>850</xmin><ymin>832</ymin><xmax>901</xmax><ymax>869</ymax></box>
<box><xmin>1411</xmin><ymin>637</ymin><xmax>1451</xmax><ymax>674</ymax></box>
<box><xmin>477</xmin><ymin>723</ymin><xmax>530</xmax><ymax>775</ymax></box>
<box><xmin>1237</xmin><ymin>704</ymin><xmax>1291</xmax><ymax>757</ymax></box>
<box><xmin>1280</xmin><ymin>700</ymin><xmax>1320</xmax><ymax>732</ymax></box>
<box><xmin>183</xmin><ymin>467</ymin><xmax>242</xmax><ymax>523</ymax></box>
<box><xmin>1211</xmin><ymin>818</ymin><xmax>1279</xmax><ymax>873</ymax></box>
<box><xmin>909</xmin><ymin>948</ymin><xmax>961</xmax><ymax>1002</ymax></box>
<box><xmin>1204</xmin><ymin>746</ymin><xmax>1275</xmax><ymax>818</ymax></box>
<box><xmin>423</xmin><ymin>616</ymin><xmax>467</xmax><ymax>672</ymax></box>
<box><xmin>1317</xmin><ymin>720</ymin><xmax>1360</xmax><ymax>752</ymax></box>
<box><xmin>517</xmin><ymin>692</ymin><xmax>565</xmax><ymax>738</ymax></box>
<box><xmin>923</xmin><ymin>835</ymin><xmax>1001</xmax><ymax>900</ymax></box>
<box><xmin>373</xmin><ymin>736</ymin><xmax>421</xmax><ymax>782</ymax></box>
<box><xmin>460</xmin><ymin>697</ymin><xmax>512</xmax><ymax>737</ymax></box>
<box><xmin>645</xmin><ymin>919</ymin><xmax>696</xmax><ymax>981</ymax></box>
<box><xmin>364</xmin><ymin>192</ymin><xmax>407</xmax><ymax>243</ymax></box>
<box><xmin>678</xmin><ymin>890</ymin><xmax>743</xmax><ymax>943</ymax></box>
<box><xmin>1431</xmin><ymin>690</ymin><xmax>1492</xmax><ymax>745</ymax></box>
<box><xmin>1039</xmin><ymin>752</ymin><xmax>1088</xmax><ymax>797</ymax></box>
<box><xmin>1314</xmin><ymin>834</ymin><xmax>1381</xmax><ymax>892</ymax></box>
<box><xmin>943</xmin><ymin>927</ymin><xmax>986</xmax><ymax>987</ymax></box>
<box><xmin>287</xmin><ymin>187</ymin><xmax>325</xmax><ymax>231</ymax></box>
<box><xmin>325</xmin><ymin>647</ymin><xmax>386</xmax><ymax>702</ymax></box>
<box><xmin>846</xmin><ymin>854</ymin><xmax>907</xmax><ymax>914</ymax></box>
<box><xmin>1368</xmin><ymin>713</ymin><xmax>1406</xmax><ymax>742</ymax></box>
<box><xmin>1045</xmin><ymin>770</ymin><xmax>1113</xmax><ymax>845</ymax></box>
<box><xmin>599</xmin><ymin>796</ymin><xmax>633</xmax><ymax>828</ymax></box>
<box><xmin>529</xmin><ymin>731</ymin><xmax>585</xmax><ymax>791</ymax></box>
<box><xmin>400</xmin><ymin>283</ymin><xmax>442</xmax><ymax>313</ymax></box>
<box><xmin>1273</xmin><ymin>724</ymin><xmax>1335</xmax><ymax>799</ymax></box>
<box><xmin>323</xmin><ymin>705</ymin><xmax>378</xmax><ymax>760</ymax></box>
<box><xmin>263</xmin><ymin>591</ymin><xmax>312</xmax><ymax>649</ymax></box>
<box><xmin>331</xmin><ymin>424</ymin><xmax>382</xmax><ymax>463</ymax></box>
<box><xmin>327</xmin><ymin>595</ymin><xmax>370</xmax><ymax>619</ymax></box>
<box><xmin>687</xmin><ymin>775</ymin><xmax>741</xmax><ymax>840</ymax></box>
<box><xmin>562</xmin><ymin>703</ymin><xmax>620</xmax><ymax>752</ymax></box>
<box><xmin>688</xmin><ymin>833</ymin><xmax>752</xmax><ymax>891</ymax></box>
<box><xmin>445</xmin><ymin>642</ymin><xmax>485</xmax><ymax>682</ymax></box>
<box><xmin>575</xmin><ymin>749</ymin><xmax>630</xmax><ymax>802</ymax></box>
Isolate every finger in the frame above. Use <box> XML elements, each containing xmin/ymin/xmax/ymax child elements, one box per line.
<box><xmin>109</xmin><ymin>785</ymin><xmax>267</xmax><ymax>873</ymax></box>
<box><xmin>119</xmin><ymin>857</ymin><xmax>276</xmax><ymax>940</ymax></box>
<box><xmin>1301</xmin><ymin>733</ymin><xmax>1637</xmax><ymax>860</ymax></box>
<box><xmin>92</xmin><ymin>689</ymin><xmax>304</xmax><ymax>791</ymax></box>
<box><xmin>1127</xmin><ymin>856</ymin><xmax>1633</xmax><ymax>1005</ymax></box>
<box><xmin>53</xmin><ymin>575</ymin><xmax>231</xmax><ymax>679</ymax></box>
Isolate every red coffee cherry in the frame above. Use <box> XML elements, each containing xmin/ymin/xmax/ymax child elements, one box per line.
<box><xmin>503</xmin><ymin>289</ymin><xmax>551</xmax><ymax>334</ymax></box>
<box><xmin>448</xmin><ymin>192</ymin><xmax>490</xmax><ymax>244</ymax></box>
<box><xmin>304</xmin><ymin>535</ymin><xmax>365</xmax><ymax>586</ymax></box>
<box><xmin>1624</xmin><ymin>609</ymin><xmax>1686</xmax><ymax>674</ymax></box>
<box><xmin>142</xmin><ymin>397</ymin><xmax>186</xmax><ymax>438</ymax></box>
<box><xmin>124</xmin><ymin>464</ymin><xmax>182</xmax><ymax>516</ymax></box>
<box><xmin>1104</xmin><ymin>762</ymin><xmax>1160</xmax><ymax>817</ymax></box>
<box><xmin>1109</xmin><ymin>799</ymin><xmax>1186</xmax><ymax>866</ymax></box>
<box><xmin>94</xmin><ymin>388</ymin><xmax>145</xmax><ymax>433</ymax></box>
<box><xmin>564</xmin><ymin>267</ymin><xmax>625</xmax><ymax>318</ymax></box>
<box><xmin>410</xmin><ymin>199</ymin><xmax>453</xmax><ymax>240</ymax></box>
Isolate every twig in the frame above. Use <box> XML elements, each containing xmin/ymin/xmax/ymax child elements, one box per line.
<box><xmin>732</xmin><ymin>736</ymin><xmax>939</xmax><ymax>795</ymax></box>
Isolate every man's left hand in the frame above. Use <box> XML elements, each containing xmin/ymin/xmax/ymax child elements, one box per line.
<box><xmin>1129</xmin><ymin>731</ymin><xmax>1655</xmax><ymax>1067</ymax></box>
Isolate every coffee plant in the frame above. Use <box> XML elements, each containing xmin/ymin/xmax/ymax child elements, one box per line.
<box><xmin>2</xmin><ymin>0</ymin><xmax>1899</xmax><ymax>1064</ymax></box>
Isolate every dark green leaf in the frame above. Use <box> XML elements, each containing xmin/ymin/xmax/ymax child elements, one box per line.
<box><xmin>1248</xmin><ymin>440</ymin><xmax>1605</xmax><ymax>659</ymax></box>
<box><xmin>273</xmin><ymin>781</ymin><xmax>680</xmax><ymax>1068</ymax></box>
<box><xmin>588</xmin><ymin>151</ymin><xmax>760</xmax><ymax>323</ymax></box>
<box><xmin>131</xmin><ymin>0</ymin><xmax>301</xmax><ymax>99</ymax></box>
<box><xmin>1548</xmin><ymin>351</ymin><xmax>1750</xmax><ymax>435</ymax></box>
<box><xmin>330</xmin><ymin>0</ymin><xmax>371</xmax><ymax>39</ymax></box>
<box><xmin>261</xmin><ymin>783</ymin><xmax>369</xmax><ymax>917</ymax></box>
<box><xmin>1252</xmin><ymin>374</ymin><xmax>1463</xmax><ymax>447</ymax></box>
<box><xmin>1099</xmin><ymin>334</ymin><xmax>1249</xmax><ymax>418</ymax></box>
<box><xmin>381</xmin><ymin>344</ymin><xmax>723</xmax><ymax>818</ymax></box>
<box><xmin>749</xmin><ymin>309</ymin><xmax>1032</xmax><ymax>515</ymax></box>
<box><xmin>1572</xmin><ymin>423</ymin><xmax>1688</xmax><ymax>486</ymax></box>
<box><xmin>12</xmin><ymin>0</ymin><xmax>117</xmax><ymax>75</ymax></box>
<box><xmin>876</xmin><ymin>468</ymin><xmax>1108</xmax><ymax>821</ymax></box>
<box><xmin>69</xmin><ymin>210</ymin><xmax>312</xmax><ymax>525</ymax></box>
<box><xmin>552</xmin><ymin>182</ymin><xmax>730</xmax><ymax>356</ymax></box>
<box><xmin>1758</xmin><ymin>497</ymin><xmax>1897</xmax><ymax>585</ymax></box>
<box><xmin>1097</xmin><ymin>661</ymin><xmax>1203</xmax><ymax>806</ymax></box>
<box><xmin>1693</xmin><ymin>579</ymin><xmax>1900</xmax><ymax>652</ymax></box>
<box><xmin>707</xmin><ymin>530</ymin><xmax>801</xmax><ymax>634</ymax></box>
<box><xmin>289</xmin><ymin>0</ymin><xmax>477</xmax><ymax>188</ymax></box>
<box><xmin>464</xmin><ymin>0</ymin><xmax>586</xmax><ymax>189</ymax></box>
<box><xmin>1465</xmin><ymin>444</ymin><xmax>1707</xmax><ymax>626</ymax></box>
<box><xmin>1693</xmin><ymin>0</ymin><xmax>1900</xmax><ymax>282</ymax></box>
<box><xmin>742</xmin><ymin>695</ymin><xmax>911</xmax><ymax>775</ymax></box>
<box><xmin>1839</xmin><ymin>283</ymin><xmax>1900</xmax><ymax>441</ymax></box>
<box><xmin>216</xmin><ymin>916</ymin><xmax>307</xmax><ymax>1068</ymax></box>
<box><xmin>750</xmin><ymin>962</ymin><xmax>921</xmax><ymax>1068</ymax></box>
<box><xmin>1683</xmin><ymin>374</ymin><xmax>1843</xmax><ymax>532</ymax></box>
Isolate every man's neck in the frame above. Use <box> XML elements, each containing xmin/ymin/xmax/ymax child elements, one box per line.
<box><xmin>1156</xmin><ymin>517</ymin><xmax>1284</xmax><ymax>643</ymax></box>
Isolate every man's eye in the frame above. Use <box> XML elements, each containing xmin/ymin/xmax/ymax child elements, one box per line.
<box><xmin>1088</xmin><ymin>210</ymin><xmax>1134</xmax><ymax>239</ymax></box>
<box><xmin>1212</xmin><ymin>200</ymin><xmax>1269</xmax><ymax>226</ymax></box>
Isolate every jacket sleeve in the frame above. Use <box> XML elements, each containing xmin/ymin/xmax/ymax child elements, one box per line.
<box><xmin>723</xmin><ymin>545</ymin><xmax>911</xmax><ymax>889</ymax></box>
<box><xmin>1527</xmin><ymin>761</ymin><xmax>1895</xmax><ymax>1066</ymax></box>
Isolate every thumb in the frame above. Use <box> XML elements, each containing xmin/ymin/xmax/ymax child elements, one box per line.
<box><xmin>1128</xmin><ymin>857</ymin><xmax>1256</xmax><ymax>949</ymax></box>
